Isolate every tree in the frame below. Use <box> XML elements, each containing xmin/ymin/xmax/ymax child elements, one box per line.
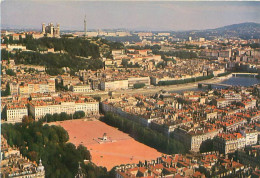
<box><xmin>93</xmin><ymin>96</ymin><xmax>101</xmax><ymax>102</ymax></box>
<box><xmin>102</xmin><ymin>112</ymin><xmax>187</xmax><ymax>154</ymax></box>
<box><xmin>9</xmin><ymin>36</ymin><xmax>14</xmax><ymax>44</ymax></box>
<box><xmin>53</xmin><ymin>113</ymin><xmax>61</xmax><ymax>121</ymax></box>
<box><xmin>77</xmin><ymin>145</ymin><xmax>91</xmax><ymax>160</ymax></box>
<box><xmin>3</xmin><ymin>36</ymin><xmax>9</xmax><ymax>44</ymax></box>
<box><xmin>121</xmin><ymin>59</ymin><xmax>129</xmax><ymax>68</ymax></box>
<box><xmin>60</xmin><ymin>112</ymin><xmax>70</xmax><ymax>120</ymax></box>
<box><xmin>1</xmin><ymin>107</ymin><xmax>7</xmax><ymax>120</ymax></box>
<box><xmin>19</xmin><ymin>35</ymin><xmax>23</xmax><ymax>43</ymax></box>
<box><xmin>1</xmin><ymin>83</ymin><xmax>11</xmax><ymax>96</ymax></box>
<box><xmin>133</xmin><ymin>83</ymin><xmax>145</xmax><ymax>89</ymax></box>
<box><xmin>22</xmin><ymin>116</ymin><xmax>34</xmax><ymax>125</ymax></box>
<box><xmin>55</xmin><ymin>126</ymin><xmax>69</xmax><ymax>143</ymax></box>
<box><xmin>6</xmin><ymin>37</ymin><xmax>108</xmax><ymax>75</ymax></box>
<box><xmin>28</xmin><ymin>151</ymin><xmax>38</xmax><ymax>161</ymax></box>
<box><xmin>6</xmin><ymin>69</ymin><xmax>16</xmax><ymax>76</ymax></box>
<box><xmin>73</xmin><ymin>111</ymin><xmax>85</xmax><ymax>119</ymax></box>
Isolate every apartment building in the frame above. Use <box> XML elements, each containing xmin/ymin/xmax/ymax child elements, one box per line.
<box><xmin>214</xmin><ymin>98</ymin><xmax>231</xmax><ymax>108</ymax></box>
<box><xmin>56</xmin><ymin>75</ymin><xmax>81</xmax><ymax>87</ymax></box>
<box><xmin>240</xmin><ymin>129</ymin><xmax>258</xmax><ymax>146</ymax></box>
<box><xmin>112</xmin><ymin>49</ymin><xmax>125</xmax><ymax>56</ymax></box>
<box><xmin>6</xmin><ymin>44</ymin><xmax>26</xmax><ymax>51</ymax></box>
<box><xmin>173</xmin><ymin>126</ymin><xmax>223</xmax><ymax>152</ymax></box>
<box><xmin>9</xmin><ymin>82</ymin><xmax>19</xmax><ymax>95</ymax></box>
<box><xmin>237</xmin><ymin>145</ymin><xmax>260</xmax><ymax>168</ymax></box>
<box><xmin>101</xmin><ymin>100</ymin><xmax>154</xmax><ymax>127</ymax></box>
<box><xmin>128</xmin><ymin>76</ymin><xmax>150</xmax><ymax>88</ymax></box>
<box><xmin>100</xmin><ymin>79</ymin><xmax>128</xmax><ymax>91</ymax></box>
<box><xmin>6</xmin><ymin>103</ymin><xmax>28</xmax><ymax>123</ymax></box>
<box><xmin>28</xmin><ymin>96</ymin><xmax>99</xmax><ymax>120</ymax></box>
<box><xmin>1</xmin><ymin>135</ymin><xmax>45</xmax><ymax>178</ymax></box>
<box><xmin>224</xmin><ymin>92</ymin><xmax>242</xmax><ymax>101</ymax></box>
<box><xmin>70</xmin><ymin>84</ymin><xmax>93</xmax><ymax>93</ymax></box>
<box><xmin>213</xmin><ymin>133</ymin><xmax>246</xmax><ymax>154</ymax></box>
<box><xmin>18</xmin><ymin>78</ymin><xmax>55</xmax><ymax>95</ymax></box>
<box><xmin>116</xmin><ymin>152</ymin><xmax>250</xmax><ymax>178</ymax></box>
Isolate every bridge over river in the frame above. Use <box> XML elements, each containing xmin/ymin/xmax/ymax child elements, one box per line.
<box><xmin>232</xmin><ymin>73</ymin><xmax>258</xmax><ymax>77</ymax></box>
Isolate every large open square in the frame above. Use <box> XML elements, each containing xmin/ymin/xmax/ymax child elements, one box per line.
<box><xmin>53</xmin><ymin>119</ymin><xmax>162</xmax><ymax>170</ymax></box>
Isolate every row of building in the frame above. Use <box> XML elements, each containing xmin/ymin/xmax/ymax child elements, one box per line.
<box><xmin>1</xmin><ymin>93</ymin><xmax>99</xmax><ymax>123</ymax></box>
<box><xmin>116</xmin><ymin>151</ymin><xmax>260</xmax><ymax>178</ymax></box>
<box><xmin>1</xmin><ymin>135</ymin><xmax>45</xmax><ymax>178</ymax></box>
<box><xmin>101</xmin><ymin>85</ymin><xmax>260</xmax><ymax>153</ymax></box>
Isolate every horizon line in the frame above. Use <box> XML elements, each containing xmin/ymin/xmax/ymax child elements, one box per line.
<box><xmin>2</xmin><ymin>21</ymin><xmax>260</xmax><ymax>33</ymax></box>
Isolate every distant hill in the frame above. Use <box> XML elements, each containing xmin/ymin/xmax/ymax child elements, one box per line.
<box><xmin>205</xmin><ymin>22</ymin><xmax>260</xmax><ymax>39</ymax></box>
<box><xmin>214</xmin><ymin>22</ymin><xmax>260</xmax><ymax>31</ymax></box>
<box><xmin>173</xmin><ymin>22</ymin><xmax>260</xmax><ymax>40</ymax></box>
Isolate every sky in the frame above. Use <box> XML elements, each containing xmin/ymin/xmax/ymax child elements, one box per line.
<box><xmin>1</xmin><ymin>1</ymin><xmax>260</xmax><ymax>31</ymax></box>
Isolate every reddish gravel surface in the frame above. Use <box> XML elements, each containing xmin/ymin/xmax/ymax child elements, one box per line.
<box><xmin>54</xmin><ymin>119</ymin><xmax>162</xmax><ymax>170</ymax></box>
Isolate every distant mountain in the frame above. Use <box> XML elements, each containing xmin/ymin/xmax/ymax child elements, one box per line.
<box><xmin>205</xmin><ymin>22</ymin><xmax>260</xmax><ymax>39</ymax></box>
<box><xmin>173</xmin><ymin>22</ymin><xmax>260</xmax><ymax>40</ymax></box>
<box><xmin>214</xmin><ymin>22</ymin><xmax>260</xmax><ymax>31</ymax></box>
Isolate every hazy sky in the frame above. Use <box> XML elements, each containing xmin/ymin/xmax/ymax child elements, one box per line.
<box><xmin>1</xmin><ymin>1</ymin><xmax>260</xmax><ymax>31</ymax></box>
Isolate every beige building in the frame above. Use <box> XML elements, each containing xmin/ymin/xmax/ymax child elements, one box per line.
<box><xmin>173</xmin><ymin>126</ymin><xmax>223</xmax><ymax>152</ymax></box>
<box><xmin>128</xmin><ymin>76</ymin><xmax>150</xmax><ymax>88</ymax></box>
<box><xmin>6</xmin><ymin>44</ymin><xmax>26</xmax><ymax>51</ymax></box>
<box><xmin>237</xmin><ymin>146</ymin><xmax>260</xmax><ymax>168</ymax></box>
<box><xmin>71</xmin><ymin>84</ymin><xmax>93</xmax><ymax>93</ymax></box>
<box><xmin>9</xmin><ymin>82</ymin><xmax>19</xmax><ymax>95</ymax></box>
<box><xmin>214</xmin><ymin>98</ymin><xmax>231</xmax><ymax>108</ymax></box>
<box><xmin>199</xmin><ymin>38</ymin><xmax>205</xmax><ymax>42</ymax></box>
<box><xmin>213</xmin><ymin>133</ymin><xmax>246</xmax><ymax>154</ymax></box>
<box><xmin>112</xmin><ymin>49</ymin><xmax>125</xmax><ymax>56</ymax></box>
<box><xmin>5</xmin><ymin>104</ymin><xmax>28</xmax><ymax>124</ymax></box>
<box><xmin>218</xmin><ymin>50</ymin><xmax>231</xmax><ymax>58</ymax></box>
<box><xmin>42</xmin><ymin>22</ymin><xmax>60</xmax><ymax>38</ymax></box>
<box><xmin>100</xmin><ymin>79</ymin><xmax>128</xmax><ymax>91</ymax></box>
<box><xmin>240</xmin><ymin>129</ymin><xmax>258</xmax><ymax>146</ymax></box>
<box><xmin>32</xmin><ymin>33</ymin><xmax>44</xmax><ymax>39</ymax></box>
<box><xmin>1</xmin><ymin>136</ymin><xmax>45</xmax><ymax>178</ymax></box>
<box><xmin>18</xmin><ymin>78</ymin><xmax>55</xmax><ymax>95</ymax></box>
<box><xmin>29</xmin><ymin>97</ymin><xmax>99</xmax><ymax>120</ymax></box>
<box><xmin>57</xmin><ymin>75</ymin><xmax>81</xmax><ymax>87</ymax></box>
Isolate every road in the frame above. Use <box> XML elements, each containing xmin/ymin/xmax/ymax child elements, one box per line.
<box><xmin>80</xmin><ymin>75</ymin><xmax>231</xmax><ymax>97</ymax></box>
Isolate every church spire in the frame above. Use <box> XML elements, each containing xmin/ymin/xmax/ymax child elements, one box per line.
<box><xmin>37</xmin><ymin>158</ymin><xmax>45</xmax><ymax>176</ymax></box>
<box><xmin>75</xmin><ymin>162</ymin><xmax>86</xmax><ymax>178</ymax></box>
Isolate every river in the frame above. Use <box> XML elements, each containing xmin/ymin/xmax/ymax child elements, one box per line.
<box><xmin>171</xmin><ymin>76</ymin><xmax>260</xmax><ymax>93</ymax></box>
<box><xmin>220</xmin><ymin>76</ymin><xmax>260</xmax><ymax>87</ymax></box>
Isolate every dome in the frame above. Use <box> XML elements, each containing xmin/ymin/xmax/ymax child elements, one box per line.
<box><xmin>37</xmin><ymin>159</ymin><xmax>45</xmax><ymax>172</ymax></box>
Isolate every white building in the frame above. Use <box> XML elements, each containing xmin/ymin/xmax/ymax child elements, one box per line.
<box><xmin>240</xmin><ymin>129</ymin><xmax>258</xmax><ymax>146</ymax></box>
<box><xmin>71</xmin><ymin>84</ymin><xmax>93</xmax><ymax>93</ymax></box>
<box><xmin>6</xmin><ymin>104</ymin><xmax>28</xmax><ymax>123</ymax></box>
<box><xmin>29</xmin><ymin>97</ymin><xmax>99</xmax><ymax>120</ymax></box>
<box><xmin>100</xmin><ymin>80</ymin><xmax>128</xmax><ymax>91</ymax></box>
<box><xmin>213</xmin><ymin>133</ymin><xmax>246</xmax><ymax>154</ymax></box>
<box><xmin>6</xmin><ymin>44</ymin><xmax>26</xmax><ymax>51</ymax></box>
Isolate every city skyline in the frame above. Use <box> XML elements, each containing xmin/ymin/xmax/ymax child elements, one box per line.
<box><xmin>1</xmin><ymin>1</ymin><xmax>260</xmax><ymax>177</ymax></box>
<box><xmin>1</xmin><ymin>1</ymin><xmax>260</xmax><ymax>31</ymax></box>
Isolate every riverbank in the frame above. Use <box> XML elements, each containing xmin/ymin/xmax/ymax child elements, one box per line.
<box><xmin>111</xmin><ymin>74</ymin><xmax>232</xmax><ymax>96</ymax></box>
<box><xmin>80</xmin><ymin>74</ymin><xmax>234</xmax><ymax>97</ymax></box>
